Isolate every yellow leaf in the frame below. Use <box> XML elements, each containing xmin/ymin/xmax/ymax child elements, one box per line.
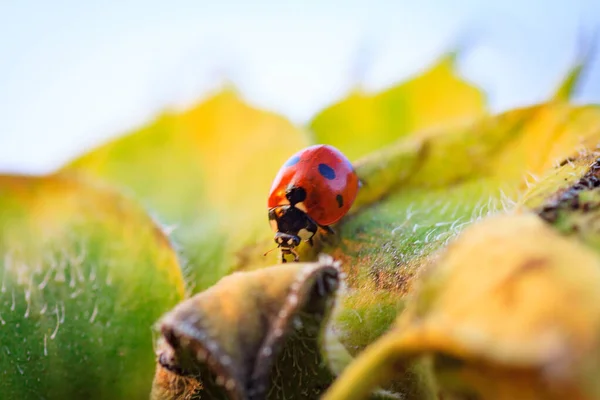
<box><xmin>324</xmin><ymin>213</ymin><xmax>600</xmax><ymax>400</ymax></box>
<box><xmin>309</xmin><ymin>51</ymin><xmax>487</xmax><ymax>161</ymax></box>
<box><xmin>61</xmin><ymin>89</ymin><xmax>310</xmax><ymax>290</ymax></box>
<box><xmin>488</xmin><ymin>104</ymin><xmax>600</xmax><ymax>186</ymax></box>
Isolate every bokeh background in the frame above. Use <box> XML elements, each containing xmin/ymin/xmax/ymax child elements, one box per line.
<box><xmin>1</xmin><ymin>0</ymin><xmax>599</xmax><ymax>173</ymax></box>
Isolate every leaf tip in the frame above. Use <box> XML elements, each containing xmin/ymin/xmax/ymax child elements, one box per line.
<box><xmin>551</xmin><ymin>27</ymin><xmax>598</xmax><ymax>102</ymax></box>
<box><xmin>439</xmin><ymin>25</ymin><xmax>482</xmax><ymax>68</ymax></box>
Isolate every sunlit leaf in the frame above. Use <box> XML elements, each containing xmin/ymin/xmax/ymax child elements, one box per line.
<box><xmin>309</xmin><ymin>51</ymin><xmax>487</xmax><ymax>161</ymax></box>
<box><xmin>0</xmin><ymin>173</ymin><xmax>185</xmax><ymax>399</ymax></box>
<box><xmin>61</xmin><ymin>90</ymin><xmax>310</xmax><ymax>291</ymax></box>
<box><xmin>316</xmin><ymin>102</ymin><xmax>600</xmax><ymax>354</ymax></box>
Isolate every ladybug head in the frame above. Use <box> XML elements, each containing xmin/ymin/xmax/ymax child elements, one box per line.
<box><xmin>275</xmin><ymin>231</ymin><xmax>301</xmax><ymax>249</ymax></box>
<box><xmin>267</xmin><ymin>188</ymin><xmax>318</xmax><ymax>262</ymax></box>
<box><xmin>268</xmin><ymin>202</ymin><xmax>317</xmax><ymax>251</ymax></box>
<box><xmin>268</xmin><ymin>206</ymin><xmax>306</xmax><ymax>247</ymax></box>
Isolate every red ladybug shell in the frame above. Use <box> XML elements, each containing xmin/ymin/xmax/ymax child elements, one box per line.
<box><xmin>268</xmin><ymin>144</ymin><xmax>359</xmax><ymax>226</ymax></box>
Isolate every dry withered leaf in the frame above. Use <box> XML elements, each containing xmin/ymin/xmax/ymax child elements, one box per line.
<box><xmin>522</xmin><ymin>153</ymin><xmax>600</xmax><ymax>251</ymax></box>
<box><xmin>323</xmin><ymin>213</ymin><xmax>600</xmax><ymax>400</ymax></box>
<box><xmin>151</xmin><ymin>255</ymin><xmax>344</xmax><ymax>400</ymax></box>
<box><xmin>517</xmin><ymin>153</ymin><xmax>595</xmax><ymax>214</ymax></box>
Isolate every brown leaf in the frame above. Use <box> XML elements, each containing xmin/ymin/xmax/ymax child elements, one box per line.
<box><xmin>151</xmin><ymin>255</ymin><xmax>343</xmax><ymax>400</ymax></box>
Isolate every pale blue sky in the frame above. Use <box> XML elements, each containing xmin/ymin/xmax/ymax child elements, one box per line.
<box><xmin>0</xmin><ymin>0</ymin><xmax>599</xmax><ymax>173</ymax></box>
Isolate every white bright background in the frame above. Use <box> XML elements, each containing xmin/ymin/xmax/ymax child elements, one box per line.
<box><xmin>1</xmin><ymin>0</ymin><xmax>599</xmax><ymax>173</ymax></box>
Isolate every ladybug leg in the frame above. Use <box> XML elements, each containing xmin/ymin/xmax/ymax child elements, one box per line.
<box><xmin>281</xmin><ymin>247</ymin><xmax>290</xmax><ymax>263</ymax></box>
<box><xmin>319</xmin><ymin>224</ymin><xmax>335</xmax><ymax>236</ymax></box>
<box><xmin>304</xmin><ymin>220</ymin><xmax>318</xmax><ymax>247</ymax></box>
<box><xmin>316</xmin><ymin>224</ymin><xmax>336</xmax><ymax>246</ymax></box>
<box><xmin>289</xmin><ymin>248</ymin><xmax>300</xmax><ymax>262</ymax></box>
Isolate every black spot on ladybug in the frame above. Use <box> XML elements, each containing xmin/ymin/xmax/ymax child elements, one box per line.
<box><xmin>284</xmin><ymin>154</ymin><xmax>301</xmax><ymax>167</ymax></box>
<box><xmin>336</xmin><ymin>194</ymin><xmax>344</xmax><ymax>208</ymax></box>
<box><xmin>318</xmin><ymin>163</ymin><xmax>336</xmax><ymax>180</ymax></box>
<box><xmin>286</xmin><ymin>186</ymin><xmax>307</xmax><ymax>205</ymax></box>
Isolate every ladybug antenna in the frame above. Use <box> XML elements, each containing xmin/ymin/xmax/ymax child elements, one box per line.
<box><xmin>263</xmin><ymin>245</ymin><xmax>280</xmax><ymax>257</ymax></box>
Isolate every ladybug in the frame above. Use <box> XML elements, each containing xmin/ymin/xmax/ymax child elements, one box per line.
<box><xmin>267</xmin><ymin>144</ymin><xmax>360</xmax><ymax>263</ymax></box>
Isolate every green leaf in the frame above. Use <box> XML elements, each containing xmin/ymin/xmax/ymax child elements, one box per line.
<box><xmin>0</xmin><ymin>174</ymin><xmax>185</xmax><ymax>399</ymax></box>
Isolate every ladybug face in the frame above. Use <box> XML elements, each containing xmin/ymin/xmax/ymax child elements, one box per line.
<box><xmin>267</xmin><ymin>145</ymin><xmax>359</xmax><ymax>263</ymax></box>
<box><xmin>268</xmin><ymin>205</ymin><xmax>317</xmax><ymax>243</ymax></box>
